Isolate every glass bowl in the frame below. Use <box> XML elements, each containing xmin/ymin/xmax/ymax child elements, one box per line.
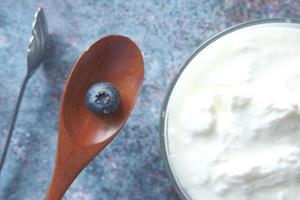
<box><xmin>159</xmin><ymin>18</ymin><xmax>300</xmax><ymax>200</ymax></box>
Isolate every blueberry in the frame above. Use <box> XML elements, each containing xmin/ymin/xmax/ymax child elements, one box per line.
<box><xmin>85</xmin><ymin>82</ymin><xmax>121</xmax><ymax>115</ymax></box>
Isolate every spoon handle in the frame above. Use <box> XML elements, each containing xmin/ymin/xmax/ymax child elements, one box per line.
<box><xmin>0</xmin><ymin>75</ymin><xmax>30</xmax><ymax>173</ymax></box>
<box><xmin>45</xmin><ymin>123</ymin><xmax>110</xmax><ymax>200</ymax></box>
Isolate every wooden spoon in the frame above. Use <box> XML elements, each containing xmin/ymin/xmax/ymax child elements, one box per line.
<box><xmin>44</xmin><ymin>35</ymin><xmax>144</xmax><ymax>200</ymax></box>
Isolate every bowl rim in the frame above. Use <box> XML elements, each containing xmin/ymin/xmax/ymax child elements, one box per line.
<box><xmin>159</xmin><ymin>18</ymin><xmax>300</xmax><ymax>200</ymax></box>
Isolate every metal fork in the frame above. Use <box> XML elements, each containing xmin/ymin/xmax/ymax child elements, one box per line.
<box><xmin>0</xmin><ymin>7</ymin><xmax>48</xmax><ymax>173</ymax></box>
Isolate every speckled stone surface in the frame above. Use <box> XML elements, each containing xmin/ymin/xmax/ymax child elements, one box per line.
<box><xmin>0</xmin><ymin>1</ymin><xmax>300</xmax><ymax>199</ymax></box>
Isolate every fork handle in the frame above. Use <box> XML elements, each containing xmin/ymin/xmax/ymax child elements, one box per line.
<box><xmin>0</xmin><ymin>74</ymin><xmax>30</xmax><ymax>173</ymax></box>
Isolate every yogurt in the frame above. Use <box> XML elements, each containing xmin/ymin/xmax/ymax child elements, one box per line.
<box><xmin>165</xmin><ymin>23</ymin><xmax>300</xmax><ymax>200</ymax></box>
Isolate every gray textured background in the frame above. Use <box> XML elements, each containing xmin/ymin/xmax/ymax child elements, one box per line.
<box><xmin>0</xmin><ymin>0</ymin><xmax>300</xmax><ymax>199</ymax></box>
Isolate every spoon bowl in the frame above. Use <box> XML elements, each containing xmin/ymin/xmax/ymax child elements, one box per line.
<box><xmin>63</xmin><ymin>35</ymin><xmax>143</xmax><ymax>146</ymax></box>
<box><xmin>45</xmin><ymin>35</ymin><xmax>144</xmax><ymax>200</ymax></box>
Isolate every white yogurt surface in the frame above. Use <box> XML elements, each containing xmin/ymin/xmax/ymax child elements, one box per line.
<box><xmin>166</xmin><ymin>23</ymin><xmax>300</xmax><ymax>200</ymax></box>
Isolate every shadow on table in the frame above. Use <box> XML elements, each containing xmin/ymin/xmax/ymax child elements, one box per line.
<box><xmin>43</xmin><ymin>33</ymin><xmax>78</xmax><ymax>91</ymax></box>
<box><xmin>39</xmin><ymin>32</ymin><xmax>79</xmax><ymax>194</ymax></box>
